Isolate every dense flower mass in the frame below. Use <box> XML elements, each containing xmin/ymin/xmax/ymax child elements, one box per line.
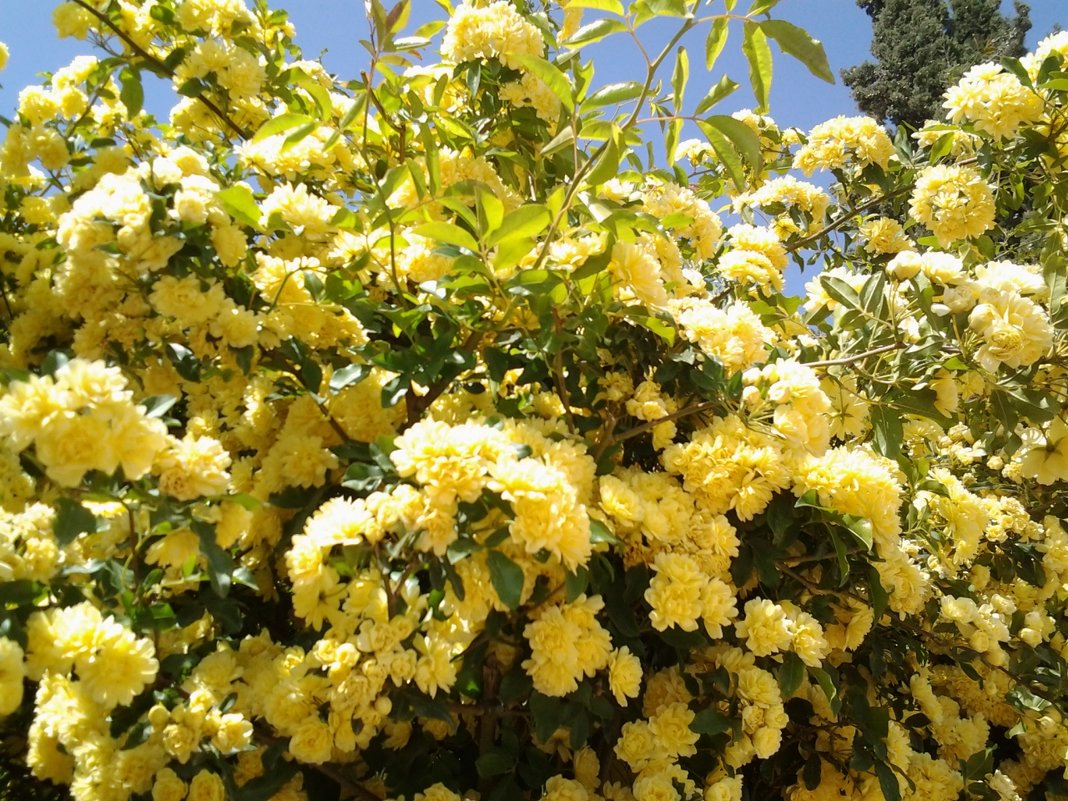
<box><xmin>908</xmin><ymin>164</ymin><xmax>997</xmax><ymax>246</ymax></box>
<box><xmin>0</xmin><ymin>4</ymin><xmax>1067</xmax><ymax>801</ymax></box>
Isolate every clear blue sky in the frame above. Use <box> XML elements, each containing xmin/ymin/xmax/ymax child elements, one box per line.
<box><xmin>1</xmin><ymin>1</ymin><xmax>1064</xmax><ymax>132</ymax></box>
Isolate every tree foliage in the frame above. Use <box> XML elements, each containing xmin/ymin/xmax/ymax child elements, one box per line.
<box><xmin>843</xmin><ymin>0</ymin><xmax>1032</xmax><ymax>128</ymax></box>
<box><xmin>0</xmin><ymin>1</ymin><xmax>1067</xmax><ymax>801</ymax></box>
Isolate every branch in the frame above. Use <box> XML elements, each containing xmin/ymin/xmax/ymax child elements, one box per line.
<box><xmin>71</xmin><ymin>0</ymin><xmax>251</xmax><ymax>140</ymax></box>
<box><xmin>604</xmin><ymin>399</ymin><xmax>718</xmax><ymax>450</ymax></box>
<box><xmin>803</xmin><ymin>342</ymin><xmax>906</xmax><ymax>369</ymax></box>
<box><xmin>785</xmin><ymin>184</ymin><xmax>912</xmax><ymax>253</ymax></box>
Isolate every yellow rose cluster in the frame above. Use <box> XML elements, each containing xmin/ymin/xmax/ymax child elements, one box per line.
<box><xmin>0</xmin><ymin>3</ymin><xmax>1067</xmax><ymax>801</ymax></box>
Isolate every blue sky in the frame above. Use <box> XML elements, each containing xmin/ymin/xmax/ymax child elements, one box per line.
<box><xmin>1</xmin><ymin>1</ymin><xmax>1064</xmax><ymax>132</ymax></box>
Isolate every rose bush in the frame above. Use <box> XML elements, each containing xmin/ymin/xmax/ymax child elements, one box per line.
<box><xmin>0</xmin><ymin>1</ymin><xmax>1067</xmax><ymax>800</ymax></box>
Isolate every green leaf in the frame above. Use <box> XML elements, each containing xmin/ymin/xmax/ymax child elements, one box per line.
<box><xmin>119</xmin><ymin>67</ymin><xmax>144</xmax><ymax>117</ymax></box>
<box><xmin>820</xmin><ymin>275</ymin><xmax>861</xmax><ymax>309</ymax></box>
<box><xmin>697</xmin><ymin>120</ymin><xmax>745</xmax><ymax>191</ymax></box>
<box><xmin>803</xmin><ymin>754</ymin><xmax>822</xmax><ymax>790</ymax></box>
<box><xmin>505</xmin><ymin>54</ymin><xmax>574</xmax><ymax>113</ymax></box>
<box><xmin>690</xmin><ymin>708</ymin><xmax>732</xmax><ymax>735</ymax></box>
<box><xmin>385</xmin><ymin>0</ymin><xmax>410</xmax><ymax>34</ymax></box>
<box><xmin>216</xmin><ymin>185</ymin><xmax>261</xmax><ymax>229</ymax></box>
<box><xmin>748</xmin><ymin>0</ymin><xmax>781</xmax><ymax>15</ymax></box>
<box><xmin>583</xmin><ymin>81</ymin><xmax>644</xmax><ymax>109</ymax></box>
<box><xmin>1008</xmin><ymin>684</ymin><xmax>1052</xmax><ymax>713</ymax></box>
<box><xmin>869</xmin><ymin>404</ymin><xmax>903</xmax><ymax>461</ymax></box>
<box><xmin>588</xmin><ymin>518</ymin><xmax>621</xmax><ymax>545</ymax></box>
<box><xmin>476</xmin><ymin>187</ymin><xmax>505</xmax><ymax>237</ymax></box>
<box><xmin>706</xmin><ymin>17</ymin><xmax>730</xmax><ymax>70</ymax></box>
<box><xmin>827</xmin><ymin>528</ymin><xmax>851</xmax><ymax>586</ymax></box>
<box><xmin>671</xmin><ymin>47</ymin><xmax>689</xmax><ymax>112</ymax></box>
<box><xmin>487</xmin><ymin>550</ymin><xmax>525</xmax><ymax>610</ymax></box>
<box><xmin>176</xmin><ymin>77</ymin><xmax>208</xmax><ymax>98</ymax></box>
<box><xmin>564</xmin><ymin>18</ymin><xmax>627</xmax><ymax>48</ymax></box>
<box><xmin>412</xmin><ymin>221</ymin><xmax>480</xmax><ymax>252</ymax></box>
<box><xmin>841</xmin><ymin>515</ymin><xmax>874</xmax><ymax>551</ymax></box>
<box><xmin>702</xmin><ymin>114</ymin><xmax>762</xmax><ymax>172</ymax></box>
<box><xmin>142</xmin><ymin>395</ymin><xmax>178</xmax><ymax>419</ymax></box>
<box><xmin>476</xmin><ymin>748</ymin><xmax>515</xmax><ymax>778</ymax></box>
<box><xmin>635</xmin><ymin>315</ymin><xmax>676</xmax><ymax>345</ymax></box>
<box><xmin>760</xmin><ymin>19</ymin><xmax>833</xmax><ymax>83</ymax></box>
<box><xmin>565</xmin><ymin>567</ymin><xmax>589</xmax><ymax>601</ymax></box>
<box><xmin>778</xmin><ymin>652</ymin><xmax>805</xmax><ymax>697</ymax></box>
<box><xmin>741</xmin><ymin>21</ymin><xmax>773</xmax><ymax>113</ymax></box>
<box><xmin>192</xmin><ymin>520</ymin><xmax>234</xmax><ymax>599</ymax></box>
<box><xmin>694</xmin><ymin>75</ymin><xmax>740</xmax><ymax>115</ymax></box>
<box><xmin>633</xmin><ymin>0</ymin><xmax>690</xmax><ymax>22</ymax></box>
<box><xmin>290</xmin><ymin>69</ymin><xmax>333</xmax><ymax>119</ymax></box>
<box><xmin>235</xmin><ymin>763</ymin><xmax>299</xmax><ymax>801</ymax></box>
<box><xmin>251</xmin><ymin>112</ymin><xmax>315</xmax><ymax>143</ymax></box>
<box><xmin>584</xmin><ymin>135</ymin><xmax>621</xmax><ymax>187</ymax></box>
<box><xmin>809</xmin><ymin>666</ymin><xmax>840</xmax><ymax>714</ymax></box>
<box><xmin>54</xmin><ymin>499</ymin><xmax>97</xmax><ymax>546</ymax></box>
<box><xmin>329</xmin><ymin>363</ymin><xmax>370</xmax><ymax>392</ymax></box>
<box><xmin>875</xmin><ymin>761</ymin><xmax>902</xmax><ymax>801</ymax></box>
<box><xmin>567</xmin><ymin>0</ymin><xmax>624</xmax><ymax>12</ymax></box>
<box><xmin>530</xmin><ymin>692</ymin><xmax>566</xmax><ymax>740</ymax></box>
<box><xmin>696</xmin><ymin>115</ymin><xmax>762</xmax><ymax>191</ymax></box>
<box><xmin>487</xmin><ymin>205</ymin><xmax>551</xmax><ymax>247</ymax></box>
<box><xmin>281</xmin><ymin>121</ymin><xmax>318</xmax><ymax>152</ymax></box>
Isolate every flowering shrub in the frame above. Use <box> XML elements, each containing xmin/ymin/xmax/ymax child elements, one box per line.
<box><xmin>0</xmin><ymin>1</ymin><xmax>1067</xmax><ymax>800</ymax></box>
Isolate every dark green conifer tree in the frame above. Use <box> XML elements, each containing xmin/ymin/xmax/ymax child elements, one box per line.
<box><xmin>843</xmin><ymin>0</ymin><xmax>1031</xmax><ymax>128</ymax></box>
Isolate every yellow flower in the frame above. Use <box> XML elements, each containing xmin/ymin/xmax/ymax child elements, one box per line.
<box><xmin>795</xmin><ymin>446</ymin><xmax>902</xmax><ymax>543</ymax></box>
<box><xmin>0</xmin><ymin>638</ymin><xmax>24</xmax><ymax>716</ymax></box>
<box><xmin>968</xmin><ymin>288</ymin><xmax>1052</xmax><ymax>372</ymax></box>
<box><xmin>523</xmin><ymin>596</ymin><xmax>612</xmax><ymax>697</ymax></box>
<box><xmin>944</xmin><ymin>62</ymin><xmax>1043</xmax><ymax>139</ymax></box>
<box><xmin>700</xmin><ymin>578</ymin><xmax>738</xmax><ymax>638</ymax></box>
<box><xmin>735</xmin><ymin>598</ymin><xmax>792</xmax><ymax>657</ymax></box>
<box><xmin>614</xmin><ymin>720</ymin><xmax>669</xmax><ymax>773</ymax></box>
<box><xmin>442</xmin><ymin>0</ymin><xmax>545</xmax><ymax>70</ymax></box>
<box><xmin>289</xmin><ymin>717</ymin><xmax>334</xmax><ymax>764</ymax></box>
<box><xmin>501</xmin><ymin>72</ymin><xmax>562</xmax><ymax>123</ymax></box>
<box><xmin>415</xmin><ymin>783</ymin><xmax>462</xmax><ymax>801</ymax></box>
<box><xmin>606</xmin><ymin>646</ymin><xmax>642</xmax><ymax>705</ymax></box>
<box><xmin>642</xmin><ymin>181</ymin><xmax>723</xmax><ymax>259</ymax></box>
<box><xmin>645</xmin><ymin>552</ymin><xmax>705</xmax><ymax>632</ymax></box>
<box><xmin>489</xmin><ymin>456</ymin><xmax>592</xmax><ymax>570</ymax></box>
<box><xmin>1016</xmin><ymin>417</ymin><xmax>1068</xmax><ymax>485</ymax></box>
<box><xmin>860</xmin><ymin>217</ymin><xmax>911</xmax><ymax>254</ymax></box>
<box><xmin>152</xmin><ymin>768</ymin><xmax>188</xmax><ymax>801</ymax></box>
<box><xmin>795</xmin><ymin>115</ymin><xmax>894</xmax><ymax>174</ymax></box>
<box><xmin>609</xmin><ymin>240</ymin><xmax>669</xmax><ymax>308</ymax></box>
<box><xmin>735</xmin><ymin>176</ymin><xmax>829</xmax><ymax>236</ymax></box>
<box><xmin>156</xmin><ymin>433</ymin><xmax>232</xmax><ymax>500</ymax></box>
<box><xmin>75</xmin><ymin>616</ymin><xmax>159</xmax><ymax>709</ymax></box>
<box><xmin>670</xmin><ymin>299</ymin><xmax>774</xmax><ymax>375</ymax></box>
<box><xmin>188</xmin><ymin>769</ymin><xmax>227</xmax><ymax>801</ymax></box>
<box><xmin>909</xmin><ymin>164</ymin><xmax>996</xmax><ymax>246</ymax></box>
<box><xmin>649</xmin><ymin>701</ymin><xmax>699</xmax><ymax>758</ymax></box>
<box><xmin>662</xmin><ymin>415</ymin><xmax>790</xmax><ymax>521</ymax></box>
<box><xmin>541</xmin><ymin>776</ymin><xmax>590</xmax><ymax>801</ymax></box>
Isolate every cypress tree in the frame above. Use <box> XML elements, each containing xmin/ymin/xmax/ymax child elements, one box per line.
<box><xmin>843</xmin><ymin>0</ymin><xmax>1031</xmax><ymax>128</ymax></box>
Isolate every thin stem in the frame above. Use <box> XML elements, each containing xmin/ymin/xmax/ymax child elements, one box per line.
<box><xmin>804</xmin><ymin>342</ymin><xmax>905</xmax><ymax>369</ymax></box>
<box><xmin>70</xmin><ymin>0</ymin><xmax>250</xmax><ymax>140</ymax></box>
<box><xmin>786</xmin><ymin>184</ymin><xmax>912</xmax><ymax>253</ymax></box>
<box><xmin>528</xmin><ymin>14</ymin><xmax>699</xmax><ymax>274</ymax></box>
<box><xmin>608</xmin><ymin>399</ymin><xmax>718</xmax><ymax>449</ymax></box>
